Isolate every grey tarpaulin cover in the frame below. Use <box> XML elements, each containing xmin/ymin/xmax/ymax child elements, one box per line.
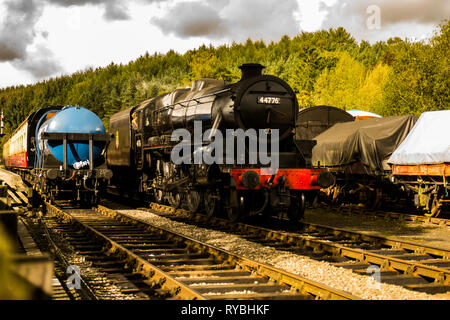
<box><xmin>388</xmin><ymin>110</ymin><xmax>450</xmax><ymax>165</ymax></box>
<box><xmin>312</xmin><ymin>115</ymin><xmax>417</xmax><ymax>171</ymax></box>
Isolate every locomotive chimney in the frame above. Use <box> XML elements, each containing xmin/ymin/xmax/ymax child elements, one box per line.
<box><xmin>239</xmin><ymin>63</ymin><xmax>265</xmax><ymax>81</ymax></box>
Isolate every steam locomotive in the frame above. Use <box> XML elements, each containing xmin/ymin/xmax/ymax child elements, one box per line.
<box><xmin>107</xmin><ymin>64</ymin><xmax>334</xmax><ymax>222</ymax></box>
<box><xmin>3</xmin><ymin>106</ymin><xmax>112</xmax><ymax>204</ymax></box>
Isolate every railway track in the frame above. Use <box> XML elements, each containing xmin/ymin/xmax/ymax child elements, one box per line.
<box><xmin>325</xmin><ymin>203</ymin><xmax>450</xmax><ymax>227</ymax></box>
<box><xmin>119</xmin><ymin>202</ymin><xmax>450</xmax><ymax>296</ymax></box>
<box><xmin>42</xmin><ymin>201</ymin><xmax>359</xmax><ymax>300</ymax></box>
<box><xmin>23</xmin><ymin>210</ymin><xmax>152</xmax><ymax>300</ymax></box>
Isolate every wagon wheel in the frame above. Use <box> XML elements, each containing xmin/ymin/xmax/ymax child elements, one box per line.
<box><xmin>154</xmin><ymin>189</ymin><xmax>164</xmax><ymax>204</ymax></box>
<box><xmin>186</xmin><ymin>190</ymin><xmax>202</xmax><ymax>213</ymax></box>
<box><xmin>366</xmin><ymin>187</ymin><xmax>382</xmax><ymax>211</ymax></box>
<box><xmin>287</xmin><ymin>192</ymin><xmax>306</xmax><ymax>223</ymax></box>
<box><xmin>168</xmin><ymin>192</ymin><xmax>181</xmax><ymax>209</ymax></box>
<box><xmin>429</xmin><ymin>194</ymin><xmax>442</xmax><ymax>218</ymax></box>
<box><xmin>203</xmin><ymin>191</ymin><xmax>218</xmax><ymax>218</ymax></box>
<box><xmin>330</xmin><ymin>185</ymin><xmax>341</xmax><ymax>207</ymax></box>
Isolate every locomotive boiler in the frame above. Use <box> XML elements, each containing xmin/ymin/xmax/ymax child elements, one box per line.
<box><xmin>3</xmin><ymin>106</ymin><xmax>112</xmax><ymax>204</ymax></box>
<box><xmin>107</xmin><ymin>64</ymin><xmax>334</xmax><ymax>222</ymax></box>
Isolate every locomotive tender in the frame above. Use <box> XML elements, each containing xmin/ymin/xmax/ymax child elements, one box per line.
<box><xmin>107</xmin><ymin>64</ymin><xmax>334</xmax><ymax>222</ymax></box>
<box><xmin>3</xmin><ymin>106</ymin><xmax>112</xmax><ymax>204</ymax></box>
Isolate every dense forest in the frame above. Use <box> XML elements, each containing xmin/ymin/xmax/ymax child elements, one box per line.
<box><xmin>0</xmin><ymin>21</ymin><xmax>448</xmax><ymax>143</ymax></box>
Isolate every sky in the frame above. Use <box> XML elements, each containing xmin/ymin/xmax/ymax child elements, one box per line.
<box><xmin>0</xmin><ymin>0</ymin><xmax>448</xmax><ymax>89</ymax></box>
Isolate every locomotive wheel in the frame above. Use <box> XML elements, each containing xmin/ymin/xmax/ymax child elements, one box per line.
<box><xmin>226</xmin><ymin>207</ymin><xmax>239</xmax><ymax>222</ymax></box>
<box><xmin>227</xmin><ymin>194</ymin><xmax>246</xmax><ymax>222</ymax></box>
<box><xmin>168</xmin><ymin>192</ymin><xmax>181</xmax><ymax>208</ymax></box>
<box><xmin>154</xmin><ymin>189</ymin><xmax>164</xmax><ymax>204</ymax></box>
<box><xmin>311</xmin><ymin>194</ymin><xmax>319</xmax><ymax>209</ymax></box>
<box><xmin>203</xmin><ymin>191</ymin><xmax>218</xmax><ymax>218</ymax></box>
<box><xmin>287</xmin><ymin>192</ymin><xmax>306</xmax><ymax>223</ymax></box>
<box><xmin>186</xmin><ymin>190</ymin><xmax>202</xmax><ymax>213</ymax></box>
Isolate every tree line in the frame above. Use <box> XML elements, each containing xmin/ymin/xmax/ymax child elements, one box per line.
<box><xmin>0</xmin><ymin>22</ymin><xmax>448</xmax><ymax>144</ymax></box>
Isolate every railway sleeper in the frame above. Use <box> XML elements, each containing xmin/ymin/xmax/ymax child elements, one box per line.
<box><xmin>153</xmin><ymin>258</ymin><xmax>223</xmax><ymax>267</ymax></box>
<box><xmin>180</xmin><ymin>275</ymin><xmax>269</xmax><ymax>285</ymax></box>
<box><xmin>193</xmin><ymin>283</ymin><xmax>290</xmax><ymax>295</ymax></box>
<box><xmin>206</xmin><ymin>292</ymin><xmax>312</xmax><ymax>300</ymax></box>
<box><xmin>169</xmin><ymin>270</ymin><xmax>253</xmax><ymax>279</ymax></box>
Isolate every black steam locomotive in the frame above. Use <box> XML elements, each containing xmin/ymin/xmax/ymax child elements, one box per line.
<box><xmin>107</xmin><ymin>64</ymin><xmax>334</xmax><ymax>221</ymax></box>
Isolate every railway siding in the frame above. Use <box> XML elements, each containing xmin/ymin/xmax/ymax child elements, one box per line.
<box><xmin>118</xmin><ymin>202</ymin><xmax>449</xmax><ymax>298</ymax></box>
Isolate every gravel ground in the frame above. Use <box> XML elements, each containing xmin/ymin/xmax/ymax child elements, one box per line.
<box><xmin>304</xmin><ymin>207</ymin><xmax>450</xmax><ymax>250</ymax></box>
<box><xmin>117</xmin><ymin>208</ymin><xmax>449</xmax><ymax>300</ymax></box>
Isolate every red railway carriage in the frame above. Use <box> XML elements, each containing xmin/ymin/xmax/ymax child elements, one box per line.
<box><xmin>3</xmin><ymin>108</ymin><xmax>59</xmax><ymax>169</ymax></box>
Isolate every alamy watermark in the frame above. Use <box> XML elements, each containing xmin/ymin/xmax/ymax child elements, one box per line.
<box><xmin>366</xmin><ymin>265</ymin><xmax>381</xmax><ymax>290</ymax></box>
<box><xmin>171</xmin><ymin>121</ymin><xmax>280</xmax><ymax>173</ymax></box>
<box><xmin>66</xmin><ymin>265</ymin><xmax>81</xmax><ymax>290</ymax></box>
<box><xmin>366</xmin><ymin>5</ymin><xmax>381</xmax><ymax>30</ymax></box>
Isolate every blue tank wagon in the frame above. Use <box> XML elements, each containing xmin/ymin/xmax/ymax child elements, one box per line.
<box><xmin>3</xmin><ymin>106</ymin><xmax>112</xmax><ymax>205</ymax></box>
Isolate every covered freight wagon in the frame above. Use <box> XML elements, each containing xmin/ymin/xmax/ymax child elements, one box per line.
<box><xmin>389</xmin><ymin>110</ymin><xmax>450</xmax><ymax>216</ymax></box>
<box><xmin>312</xmin><ymin>115</ymin><xmax>417</xmax><ymax>208</ymax></box>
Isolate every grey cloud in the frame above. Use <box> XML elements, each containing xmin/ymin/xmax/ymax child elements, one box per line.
<box><xmin>152</xmin><ymin>0</ymin><xmax>300</xmax><ymax>42</ymax></box>
<box><xmin>0</xmin><ymin>0</ymin><xmax>64</xmax><ymax>78</ymax></box>
<box><xmin>0</xmin><ymin>43</ymin><xmax>23</xmax><ymax>61</ymax></box>
<box><xmin>13</xmin><ymin>45</ymin><xmax>64</xmax><ymax>79</ymax></box>
<box><xmin>374</xmin><ymin>0</ymin><xmax>450</xmax><ymax>25</ymax></box>
<box><xmin>104</xmin><ymin>1</ymin><xmax>131</xmax><ymax>21</ymax></box>
<box><xmin>0</xmin><ymin>0</ymin><xmax>42</xmax><ymax>62</ymax></box>
<box><xmin>320</xmin><ymin>0</ymin><xmax>450</xmax><ymax>41</ymax></box>
<box><xmin>152</xmin><ymin>2</ymin><xmax>227</xmax><ymax>38</ymax></box>
<box><xmin>44</xmin><ymin>0</ymin><xmax>131</xmax><ymax>21</ymax></box>
<box><xmin>44</xmin><ymin>0</ymin><xmax>167</xmax><ymax>21</ymax></box>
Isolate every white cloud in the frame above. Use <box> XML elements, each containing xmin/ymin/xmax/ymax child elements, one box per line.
<box><xmin>0</xmin><ymin>0</ymin><xmax>447</xmax><ymax>89</ymax></box>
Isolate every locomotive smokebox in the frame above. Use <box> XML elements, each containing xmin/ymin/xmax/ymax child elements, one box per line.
<box><xmin>239</xmin><ymin>63</ymin><xmax>265</xmax><ymax>81</ymax></box>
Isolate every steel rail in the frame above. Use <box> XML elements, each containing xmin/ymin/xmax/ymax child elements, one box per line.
<box><xmin>144</xmin><ymin>203</ymin><xmax>450</xmax><ymax>288</ymax></box>
<box><xmin>34</xmin><ymin>215</ymin><xmax>99</xmax><ymax>300</ymax></box>
<box><xmin>45</xmin><ymin>202</ymin><xmax>205</xmax><ymax>300</ymax></box>
<box><xmin>329</xmin><ymin>205</ymin><xmax>449</xmax><ymax>227</ymax></box>
<box><xmin>94</xmin><ymin>204</ymin><xmax>359</xmax><ymax>300</ymax></box>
